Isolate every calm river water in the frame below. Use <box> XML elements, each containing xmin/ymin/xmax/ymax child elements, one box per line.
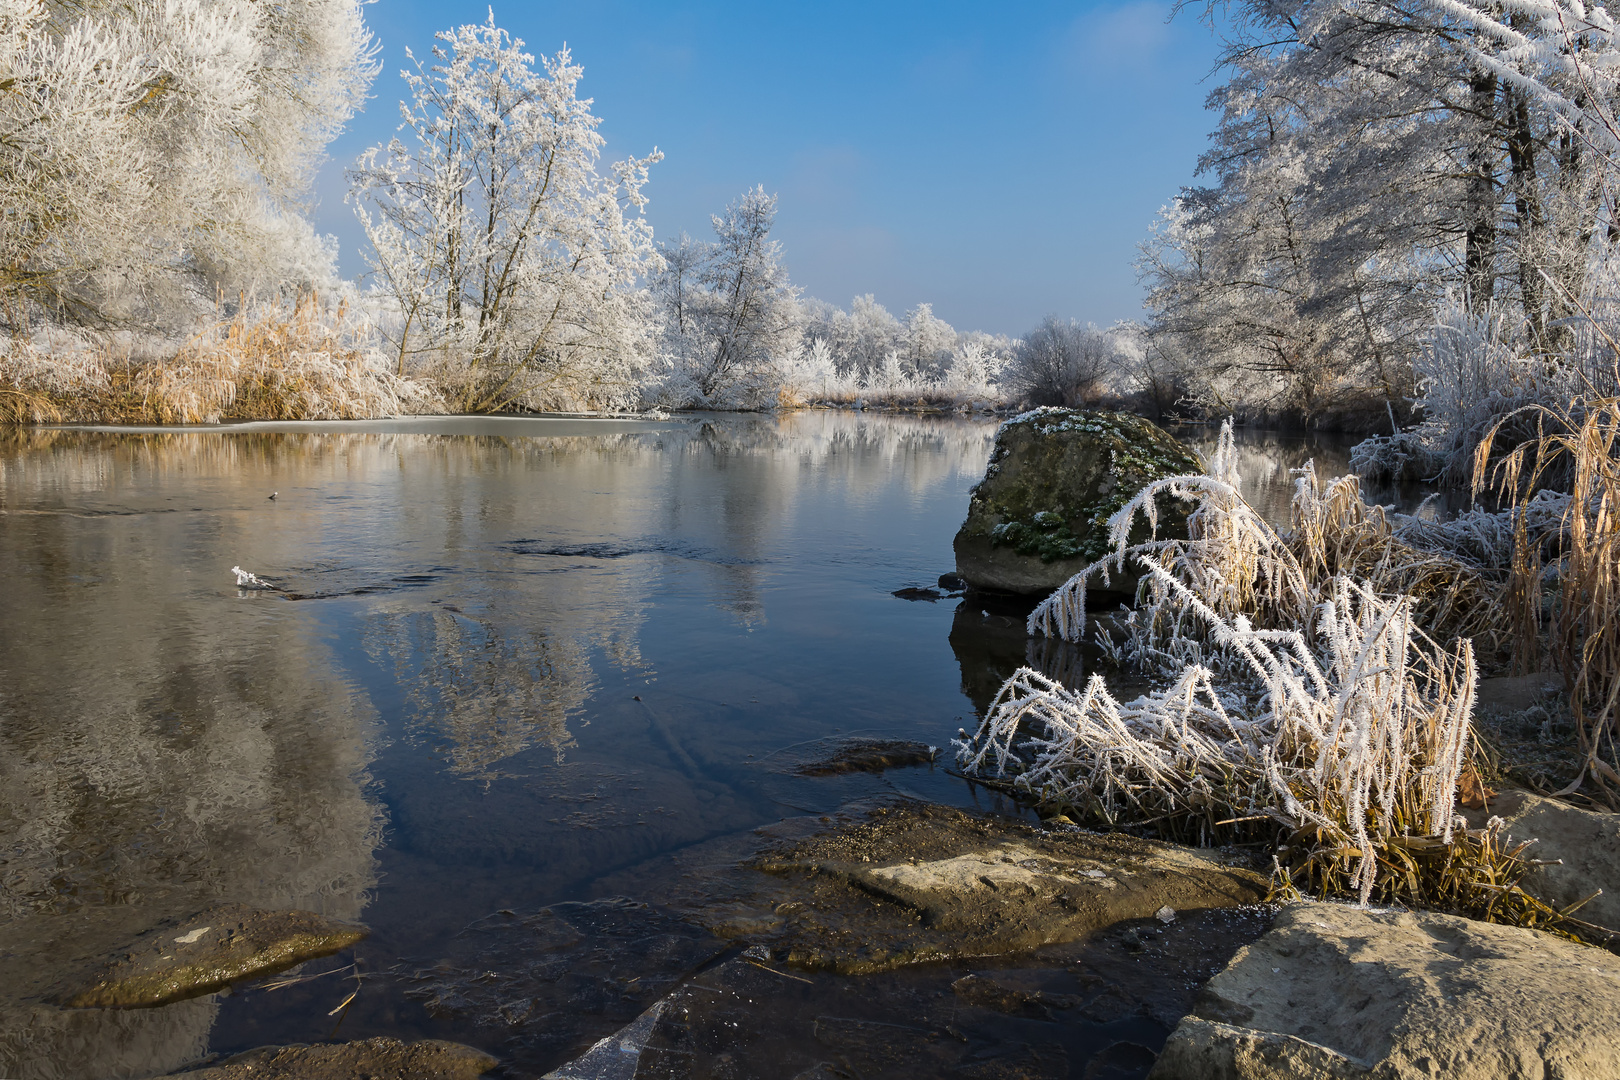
<box><xmin>0</xmin><ymin>413</ymin><xmax>1432</xmax><ymax>1079</ymax></box>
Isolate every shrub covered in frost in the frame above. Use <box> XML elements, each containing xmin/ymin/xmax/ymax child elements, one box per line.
<box><xmin>958</xmin><ymin>420</ymin><xmax>1576</xmax><ymax>925</ymax></box>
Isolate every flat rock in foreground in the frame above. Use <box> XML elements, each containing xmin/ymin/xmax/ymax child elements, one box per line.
<box><xmin>747</xmin><ymin>803</ymin><xmax>1269</xmax><ymax>972</ymax></box>
<box><xmin>1150</xmin><ymin>903</ymin><xmax>1620</xmax><ymax>1080</ymax></box>
<box><xmin>59</xmin><ymin>903</ymin><xmax>367</xmax><ymax>1008</ymax></box>
<box><xmin>175</xmin><ymin>1037</ymin><xmax>496</xmax><ymax>1079</ymax></box>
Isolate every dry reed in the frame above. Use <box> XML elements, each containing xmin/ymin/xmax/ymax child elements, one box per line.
<box><xmin>1479</xmin><ymin>399</ymin><xmax>1620</xmax><ymax>804</ymax></box>
<box><xmin>0</xmin><ymin>294</ymin><xmax>439</xmax><ymax>424</ymax></box>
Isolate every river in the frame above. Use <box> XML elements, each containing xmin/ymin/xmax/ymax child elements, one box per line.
<box><xmin>0</xmin><ymin>413</ymin><xmax>1438</xmax><ymax>1079</ymax></box>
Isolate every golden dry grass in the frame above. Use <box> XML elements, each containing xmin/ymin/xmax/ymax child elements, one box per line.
<box><xmin>1287</xmin><ymin>466</ymin><xmax>1512</xmax><ymax>656</ymax></box>
<box><xmin>0</xmin><ymin>295</ymin><xmax>438</xmax><ymax>425</ymax></box>
<box><xmin>1479</xmin><ymin>399</ymin><xmax>1620</xmax><ymax>804</ymax></box>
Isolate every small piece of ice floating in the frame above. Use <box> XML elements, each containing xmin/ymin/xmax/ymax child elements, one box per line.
<box><xmin>1156</xmin><ymin>906</ymin><xmax>1177</xmax><ymax>925</ymax></box>
<box><xmin>232</xmin><ymin>565</ymin><xmax>270</xmax><ymax>589</ymax></box>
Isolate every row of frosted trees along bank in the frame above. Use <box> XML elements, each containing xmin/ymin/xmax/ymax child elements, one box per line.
<box><xmin>11</xmin><ymin>0</ymin><xmax>1620</xmax><ymax>447</ymax></box>
<box><xmin>0</xmin><ymin>3</ymin><xmax>1152</xmax><ymax>423</ymax></box>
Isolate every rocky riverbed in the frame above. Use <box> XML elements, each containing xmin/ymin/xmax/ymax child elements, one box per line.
<box><xmin>8</xmin><ymin>777</ymin><xmax>1620</xmax><ymax>1079</ymax></box>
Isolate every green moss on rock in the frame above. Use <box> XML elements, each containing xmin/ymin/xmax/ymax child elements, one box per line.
<box><xmin>953</xmin><ymin>408</ymin><xmax>1202</xmax><ymax>594</ymax></box>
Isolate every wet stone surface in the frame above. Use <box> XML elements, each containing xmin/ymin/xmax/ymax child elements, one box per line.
<box><xmin>739</xmin><ymin>803</ymin><xmax>1269</xmax><ymax>973</ymax></box>
<box><xmin>173</xmin><ymin>1036</ymin><xmax>497</xmax><ymax>1079</ymax></box>
<box><xmin>57</xmin><ymin>904</ymin><xmax>368</xmax><ymax>1009</ymax></box>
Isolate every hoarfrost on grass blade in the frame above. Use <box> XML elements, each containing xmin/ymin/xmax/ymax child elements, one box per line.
<box><xmin>961</xmin><ymin>420</ymin><xmax>1492</xmax><ymax>908</ymax></box>
<box><xmin>232</xmin><ymin>565</ymin><xmax>273</xmax><ymax>589</ymax></box>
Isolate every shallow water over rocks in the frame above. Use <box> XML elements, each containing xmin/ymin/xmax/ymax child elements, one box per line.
<box><xmin>0</xmin><ymin>414</ymin><xmax>1422</xmax><ymax>1079</ymax></box>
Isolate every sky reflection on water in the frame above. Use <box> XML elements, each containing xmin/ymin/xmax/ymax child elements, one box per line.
<box><xmin>0</xmin><ymin>414</ymin><xmax>1435</xmax><ymax>1078</ymax></box>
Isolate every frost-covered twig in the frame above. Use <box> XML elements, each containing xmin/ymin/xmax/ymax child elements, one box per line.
<box><xmin>231</xmin><ymin>565</ymin><xmax>276</xmax><ymax>590</ymax></box>
<box><xmin>1030</xmin><ymin>419</ymin><xmax>1511</xmax><ymax>662</ymax></box>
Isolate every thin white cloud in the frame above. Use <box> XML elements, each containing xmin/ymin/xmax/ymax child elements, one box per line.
<box><xmin>785</xmin><ymin>144</ymin><xmax>864</xmax><ymax>208</ymax></box>
<box><xmin>1061</xmin><ymin>1</ymin><xmax>1173</xmax><ymax>77</ymax></box>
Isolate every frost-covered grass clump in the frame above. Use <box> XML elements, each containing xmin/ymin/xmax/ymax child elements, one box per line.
<box><xmin>957</xmin><ymin>421</ymin><xmax>1577</xmax><ymax>927</ymax></box>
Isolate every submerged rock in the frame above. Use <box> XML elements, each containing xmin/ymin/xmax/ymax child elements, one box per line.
<box><xmin>953</xmin><ymin>408</ymin><xmax>1202</xmax><ymax>595</ymax></box>
<box><xmin>58</xmin><ymin>904</ymin><xmax>366</xmax><ymax>1009</ymax></box>
<box><xmin>175</xmin><ymin>1037</ymin><xmax>496</xmax><ymax>1079</ymax></box>
<box><xmin>786</xmin><ymin>739</ymin><xmax>939</xmax><ymax>776</ymax></box>
<box><xmin>544</xmin><ymin>904</ymin><xmax>1273</xmax><ymax>1080</ymax></box>
<box><xmin>1150</xmin><ymin>903</ymin><xmax>1620</xmax><ymax>1080</ymax></box>
<box><xmin>891</xmin><ymin>586</ymin><xmax>946</xmax><ymax>601</ymax></box>
<box><xmin>745</xmin><ymin>803</ymin><xmax>1268</xmax><ymax>972</ymax></box>
<box><xmin>397</xmin><ymin>897</ymin><xmax>726</xmax><ymax>1070</ymax></box>
<box><xmin>418</xmin><ymin>804</ymin><xmax>1274</xmax><ymax>1077</ymax></box>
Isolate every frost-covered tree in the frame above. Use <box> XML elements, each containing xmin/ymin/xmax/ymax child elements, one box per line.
<box><xmin>1003</xmin><ymin>316</ymin><xmax>1118</xmax><ymax>406</ymax></box>
<box><xmin>776</xmin><ymin>336</ymin><xmax>839</xmax><ymax>403</ymax></box>
<box><xmin>903</xmin><ymin>303</ymin><xmax>957</xmax><ymax>379</ymax></box>
<box><xmin>695</xmin><ymin>187</ymin><xmax>801</xmax><ymax>399</ymax></box>
<box><xmin>350</xmin><ymin>14</ymin><xmax>661</xmax><ymax>412</ymax></box>
<box><xmin>939</xmin><ymin>340</ymin><xmax>1004</xmax><ymax>398</ymax></box>
<box><xmin>1146</xmin><ymin>0</ymin><xmax>1620</xmax><ymax>425</ymax></box>
<box><xmin>650</xmin><ymin>187</ymin><xmax>800</xmax><ymax>406</ymax></box>
<box><xmin>0</xmin><ymin>0</ymin><xmax>377</xmax><ymax>325</ymax></box>
<box><xmin>844</xmin><ymin>294</ymin><xmax>906</xmax><ymax>380</ymax></box>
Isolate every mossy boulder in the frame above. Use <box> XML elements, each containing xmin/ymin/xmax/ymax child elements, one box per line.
<box><xmin>954</xmin><ymin>408</ymin><xmax>1202</xmax><ymax>595</ymax></box>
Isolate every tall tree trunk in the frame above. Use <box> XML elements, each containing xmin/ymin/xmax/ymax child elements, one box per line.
<box><xmin>1506</xmin><ymin>86</ymin><xmax>1548</xmax><ymax>349</ymax></box>
<box><xmin>1464</xmin><ymin>71</ymin><xmax>1499</xmax><ymax>314</ymax></box>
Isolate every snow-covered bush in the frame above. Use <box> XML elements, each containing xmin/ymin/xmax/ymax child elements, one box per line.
<box><xmin>937</xmin><ymin>342</ymin><xmax>1004</xmax><ymax>399</ymax></box>
<box><xmin>1000</xmin><ymin>317</ymin><xmax>1119</xmax><ymax>406</ymax></box>
<box><xmin>1351</xmin><ymin>303</ymin><xmax>1575</xmax><ymax>485</ymax></box>
<box><xmin>775</xmin><ymin>338</ymin><xmax>841</xmax><ymax>406</ymax></box>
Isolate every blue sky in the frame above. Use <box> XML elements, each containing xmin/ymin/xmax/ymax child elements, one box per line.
<box><xmin>311</xmin><ymin>1</ymin><xmax>1227</xmax><ymax>337</ymax></box>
